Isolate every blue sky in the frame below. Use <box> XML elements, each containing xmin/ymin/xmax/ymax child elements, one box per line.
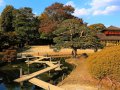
<box><xmin>0</xmin><ymin>0</ymin><xmax>120</xmax><ymax>27</ymax></box>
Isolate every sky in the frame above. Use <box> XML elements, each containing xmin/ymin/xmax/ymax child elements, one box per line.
<box><xmin>0</xmin><ymin>0</ymin><xmax>120</xmax><ymax>27</ymax></box>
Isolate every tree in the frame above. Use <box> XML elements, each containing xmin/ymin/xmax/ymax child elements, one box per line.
<box><xmin>53</xmin><ymin>19</ymin><xmax>100</xmax><ymax>58</ymax></box>
<box><xmin>88</xmin><ymin>23</ymin><xmax>105</xmax><ymax>51</ymax></box>
<box><xmin>39</xmin><ymin>2</ymin><xmax>75</xmax><ymax>39</ymax></box>
<box><xmin>0</xmin><ymin>16</ymin><xmax>2</xmax><ymax>30</ymax></box>
<box><xmin>0</xmin><ymin>6</ymin><xmax>21</xmax><ymax>50</ymax></box>
<box><xmin>14</xmin><ymin>7</ymin><xmax>39</xmax><ymax>46</ymax></box>
<box><xmin>1</xmin><ymin>5</ymin><xmax>15</xmax><ymax>32</ymax></box>
<box><xmin>0</xmin><ymin>30</ymin><xmax>4</xmax><ymax>51</ymax></box>
<box><xmin>0</xmin><ymin>31</ymin><xmax>19</xmax><ymax>51</ymax></box>
<box><xmin>88</xmin><ymin>23</ymin><xmax>106</xmax><ymax>34</ymax></box>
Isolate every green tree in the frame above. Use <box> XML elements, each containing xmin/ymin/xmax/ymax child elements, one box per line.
<box><xmin>53</xmin><ymin>19</ymin><xmax>100</xmax><ymax>58</ymax></box>
<box><xmin>0</xmin><ymin>31</ymin><xmax>19</xmax><ymax>51</ymax></box>
<box><xmin>14</xmin><ymin>7</ymin><xmax>39</xmax><ymax>46</ymax></box>
<box><xmin>88</xmin><ymin>23</ymin><xmax>105</xmax><ymax>51</ymax></box>
<box><xmin>0</xmin><ymin>16</ymin><xmax>2</xmax><ymax>30</ymax></box>
<box><xmin>0</xmin><ymin>6</ymin><xmax>40</xmax><ymax>50</ymax></box>
<box><xmin>1</xmin><ymin>5</ymin><xmax>15</xmax><ymax>32</ymax></box>
<box><xmin>39</xmin><ymin>2</ymin><xmax>75</xmax><ymax>39</ymax></box>
<box><xmin>0</xmin><ymin>30</ymin><xmax>4</xmax><ymax>50</ymax></box>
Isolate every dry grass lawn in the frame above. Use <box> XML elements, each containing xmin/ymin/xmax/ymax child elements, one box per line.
<box><xmin>21</xmin><ymin>45</ymin><xmax>95</xmax><ymax>56</ymax></box>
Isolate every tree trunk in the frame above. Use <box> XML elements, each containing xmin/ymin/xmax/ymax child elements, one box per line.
<box><xmin>94</xmin><ymin>47</ymin><xmax>98</xmax><ymax>52</ymax></box>
<box><xmin>72</xmin><ymin>48</ymin><xmax>77</xmax><ymax>58</ymax></box>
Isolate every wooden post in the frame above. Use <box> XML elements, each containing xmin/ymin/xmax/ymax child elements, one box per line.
<box><xmin>20</xmin><ymin>53</ymin><xmax>22</xmax><ymax>58</ymax></box>
<box><xmin>58</xmin><ymin>61</ymin><xmax>60</xmax><ymax>68</ymax></box>
<box><xmin>48</xmin><ymin>85</ymin><xmax>50</xmax><ymax>90</ymax></box>
<box><xmin>43</xmin><ymin>64</ymin><xmax>46</xmax><ymax>68</ymax></box>
<box><xmin>20</xmin><ymin>68</ymin><xmax>23</xmax><ymax>86</ymax></box>
<box><xmin>62</xmin><ymin>73</ymin><xmax>65</xmax><ymax>81</ymax></box>
<box><xmin>48</xmin><ymin>71</ymin><xmax>51</xmax><ymax>76</ymax></box>
<box><xmin>20</xmin><ymin>68</ymin><xmax>22</xmax><ymax>77</ymax></box>
<box><xmin>27</xmin><ymin>57</ymin><xmax>30</xmax><ymax>74</ymax></box>
<box><xmin>50</xmin><ymin>57</ymin><xmax>52</xmax><ymax>62</ymax></box>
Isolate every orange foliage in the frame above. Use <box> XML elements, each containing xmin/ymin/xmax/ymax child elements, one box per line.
<box><xmin>88</xmin><ymin>23</ymin><xmax>106</xmax><ymax>33</ymax></box>
<box><xmin>39</xmin><ymin>3</ymin><xmax>75</xmax><ymax>34</ymax></box>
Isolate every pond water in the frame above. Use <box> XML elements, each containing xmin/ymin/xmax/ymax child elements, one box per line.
<box><xmin>0</xmin><ymin>57</ymin><xmax>73</xmax><ymax>90</ymax></box>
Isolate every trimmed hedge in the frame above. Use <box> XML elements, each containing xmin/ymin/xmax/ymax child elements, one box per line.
<box><xmin>87</xmin><ymin>46</ymin><xmax>120</xmax><ymax>83</ymax></box>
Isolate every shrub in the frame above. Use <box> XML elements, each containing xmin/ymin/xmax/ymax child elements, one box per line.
<box><xmin>87</xmin><ymin>45</ymin><xmax>120</xmax><ymax>83</ymax></box>
<box><xmin>80</xmin><ymin>53</ymin><xmax>88</xmax><ymax>58</ymax></box>
<box><xmin>2</xmin><ymin>49</ymin><xmax>17</xmax><ymax>62</ymax></box>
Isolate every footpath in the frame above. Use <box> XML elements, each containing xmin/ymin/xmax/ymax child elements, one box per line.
<box><xmin>58</xmin><ymin>58</ymin><xmax>106</xmax><ymax>90</ymax></box>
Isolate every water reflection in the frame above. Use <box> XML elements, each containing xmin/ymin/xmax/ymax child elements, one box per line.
<box><xmin>0</xmin><ymin>83</ymin><xmax>7</xmax><ymax>90</ymax></box>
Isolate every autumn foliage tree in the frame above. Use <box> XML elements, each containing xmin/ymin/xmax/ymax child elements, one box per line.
<box><xmin>39</xmin><ymin>2</ymin><xmax>75</xmax><ymax>39</ymax></box>
<box><xmin>88</xmin><ymin>23</ymin><xmax>106</xmax><ymax>34</ymax></box>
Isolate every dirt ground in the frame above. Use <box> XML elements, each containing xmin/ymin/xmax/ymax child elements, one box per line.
<box><xmin>58</xmin><ymin>58</ymin><xmax>107</xmax><ymax>90</ymax></box>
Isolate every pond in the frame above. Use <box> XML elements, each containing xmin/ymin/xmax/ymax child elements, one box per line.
<box><xmin>0</xmin><ymin>57</ymin><xmax>74</xmax><ymax>90</ymax></box>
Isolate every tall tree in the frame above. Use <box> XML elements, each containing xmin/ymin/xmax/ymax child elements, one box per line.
<box><xmin>39</xmin><ymin>2</ymin><xmax>75</xmax><ymax>39</ymax></box>
<box><xmin>1</xmin><ymin>5</ymin><xmax>15</xmax><ymax>32</ymax></box>
<box><xmin>14</xmin><ymin>7</ymin><xmax>39</xmax><ymax>46</ymax></box>
<box><xmin>53</xmin><ymin>19</ymin><xmax>102</xmax><ymax>58</ymax></box>
<box><xmin>0</xmin><ymin>9</ymin><xmax>18</xmax><ymax>50</ymax></box>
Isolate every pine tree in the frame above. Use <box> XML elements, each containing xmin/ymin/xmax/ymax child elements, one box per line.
<box><xmin>1</xmin><ymin>5</ymin><xmax>15</xmax><ymax>32</ymax></box>
<box><xmin>53</xmin><ymin>19</ymin><xmax>101</xmax><ymax>58</ymax></box>
<box><xmin>14</xmin><ymin>7</ymin><xmax>39</xmax><ymax>46</ymax></box>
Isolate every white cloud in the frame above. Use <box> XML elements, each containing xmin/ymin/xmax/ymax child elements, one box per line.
<box><xmin>65</xmin><ymin>1</ymin><xmax>90</xmax><ymax>16</ymax></box>
<box><xmin>90</xmin><ymin>0</ymin><xmax>114</xmax><ymax>9</ymax></box>
<box><xmin>65</xmin><ymin>0</ymin><xmax>120</xmax><ymax>17</ymax></box>
<box><xmin>73</xmin><ymin>8</ymin><xmax>90</xmax><ymax>16</ymax></box>
<box><xmin>0</xmin><ymin>0</ymin><xmax>5</xmax><ymax>6</ymax></box>
<box><xmin>93</xmin><ymin>5</ymin><xmax>120</xmax><ymax>15</ymax></box>
<box><xmin>65</xmin><ymin>1</ymin><xmax>86</xmax><ymax>16</ymax></box>
<box><xmin>34</xmin><ymin>12</ymin><xmax>37</xmax><ymax>15</ymax></box>
<box><xmin>65</xmin><ymin>1</ymin><xmax>75</xmax><ymax>7</ymax></box>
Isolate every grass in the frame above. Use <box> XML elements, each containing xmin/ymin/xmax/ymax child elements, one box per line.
<box><xmin>20</xmin><ymin>45</ymin><xmax>95</xmax><ymax>57</ymax></box>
